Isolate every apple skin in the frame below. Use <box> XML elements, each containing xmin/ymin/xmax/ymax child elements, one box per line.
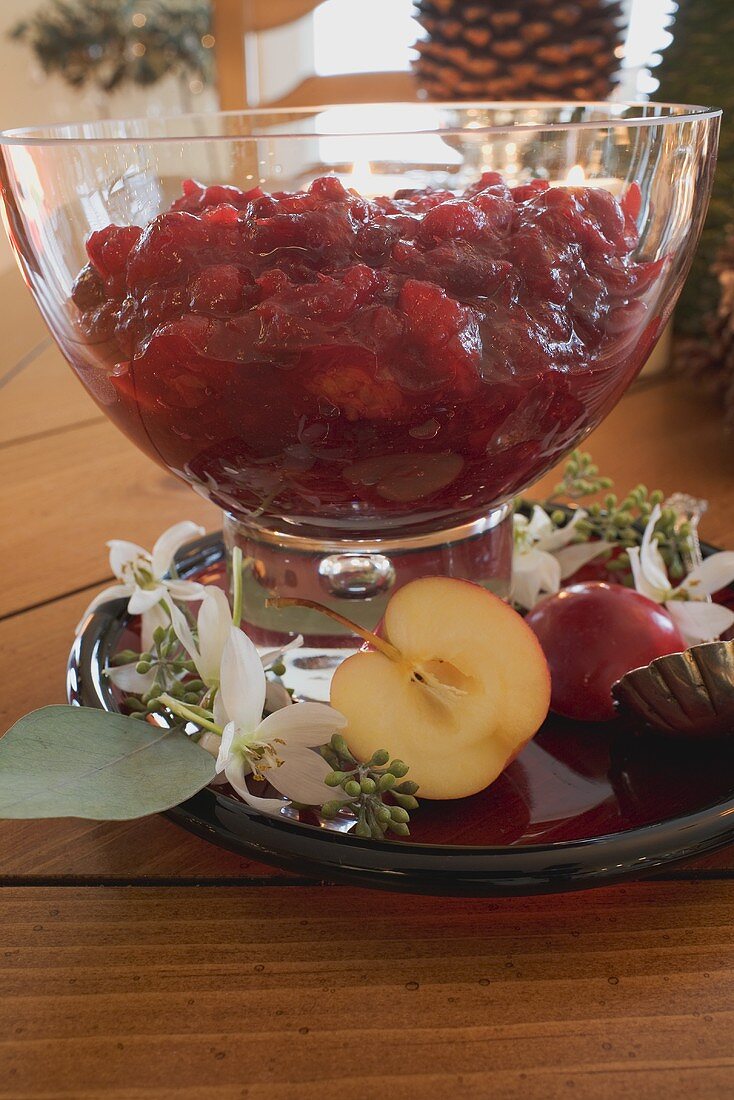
<box><xmin>524</xmin><ymin>582</ymin><xmax>687</xmax><ymax>722</ymax></box>
<box><xmin>330</xmin><ymin>576</ymin><xmax>551</xmax><ymax>800</ymax></box>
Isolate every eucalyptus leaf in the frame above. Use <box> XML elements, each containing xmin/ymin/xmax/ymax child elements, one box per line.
<box><xmin>0</xmin><ymin>706</ymin><xmax>216</xmax><ymax>820</ymax></box>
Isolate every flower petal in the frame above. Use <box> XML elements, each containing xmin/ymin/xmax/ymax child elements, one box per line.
<box><xmin>526</xmin><ymin>505</ymin><xmax>555</xmax><ymax>543</ymax></box>
<box><xmin>637</xmin><ymin>504</ymin><xmax>671</xmax><ymax>599</ymax></box>
<box><xmin>165</xmin><ymin>579</ymin><xmax>207</xmax><ymax>602</ymax></box>
<box><xmin>218</xmin><ymin>627</ymin><xmax>267</xmax><ymax>732</ymax></box>
<box><xmin>107</xmin><ymin>540</ymin><xmax>148</xmax><ymax>579</ymax></box>
<box><xmin>151</xmin><ymin>521</ymin><xmax>205</xmax><ymax>579</ymax></box>
<box><xmin>128</xmin><ymin>584</ymin><xmax>167</xmax><ymax>615</ymax></box>
<box><xmin>196</xmin><ymin>587</ymin><xmax>233</xmax><ymax>682</ymax></box>
<box><xmin>75</xmin><ymin>584</ymin><xmax>133</xmax><ymax>633</ymax></box>
<box><xmin>266</xmin><ymin>744</ymin><xmax>335</xmax><ymax>804</ymax></box>
<box><xmin>555</xmin><ymin>539</ymin><xmax>614</xmax><ymax>580</ymax></box>
<box><xmin>213</xmin><ymin>690</ymin><xmax>227</xmax><ymax>730</ymax></box>
<box><xmin>197</xmin><ymin>731</ymin><xmax>222</xmax><ymax>758</ymax></box>
<box><xmin>216</xmin><ymin>720</ymin><xmax>238</xmax><ymax>774</ymax></box>
<box><xmin>104</xmin><ymin>664</ymin><xmax>157</xmax><ymax>693</ymax></box>
<box><xmin>539</xmin><ymin>509</ymin><xmax>588</xmax><ymax>552</ymax></box>
<box><xmin>224</xmin><ymin>758</ymin><xmax>290</xmax><ymax>814</ymax></box>
<box><xmin>628</xmin><ymin>546</ymin><xmax>663</xmax><ymax>604</ymax></box>
<box><xmin>665</xmin><ymin>600</ymin><xmax>734</xmax><ymax>646</ymax></box>
<box><xmin>259</xmin><ymin>635</ymin><xmax>304</xmax><ymax>669</ymax></box>
<box><xmin>265</xmin><ymin>681</ymin><xmax>293</xmax><ymax>714</ymax></box>
<box><xmin>511</xmin><ymin>547</ymin><xmax>561</xmax><ymax>611</ymax></box>
<box><xmin>168</xmin><ymin>600</ymin><xmax>199</xmax><ymax>664</ymax></box>
<box><xmin>679</xmin><ymin>552</ymin><xmax>734</xmax><ymax>598</ymax></box>
<box><xmin>257</xmin><ymin>701</ymin><xmax>347</xmax><ymax>748</ymax></box>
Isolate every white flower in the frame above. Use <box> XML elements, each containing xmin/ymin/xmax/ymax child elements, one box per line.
<box><xmin>214</xmin><ymin>626</ymin><xmax>346</xmax><ymax>814</ymax></box>
<box><xmin>169</xmin><ymin>587</ymin><xmax>233</xmax><ymax>687</ymax></box>
<box><xmin>629</xmin><ymin>504</ymin><xmax>734</xmax><ymax>645</ymax></box>
<box><xmin>77</xmin><ymin>521</ymin><xmax>206</xmax><ymax>648</ymax></box>
<box><xmin>169</xmin><ymin>587</ymin><xmax>302</xmax><ymax>712</ymax></box>
<box><xmin>511</xmin><ymin>506</ymin><xmax>612</xmax><ymax>611</ymax></box>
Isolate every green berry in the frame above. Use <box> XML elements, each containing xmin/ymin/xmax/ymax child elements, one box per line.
<box><xmin>388</xmin><ymin>760</ymin><xmax>409</xmax><ymax>778</ymax></box>
<box><xmin>392</xmin><ymin>792</ymin><xmax>419</xmax><ymax>811</ymax></box>
<box><xmin>320</xmin><ymin>800</ymin><xmax>344</xmax><ymax>819</ymax></box>
<box><xmin>389</xmin><ymin>805</ymin><xmax>410</xmax><ymax>823</ymax></box>
<box><xmin>123</xmin><ymin>697</ymin><xmax>146</xmax><ymax>713</ymax></box>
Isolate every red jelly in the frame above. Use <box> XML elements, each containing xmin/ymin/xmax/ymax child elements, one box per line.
<box><xmin>71</xmin><ymin>173</ymin><xmax>663</xmax><ymax>532</ymax></box>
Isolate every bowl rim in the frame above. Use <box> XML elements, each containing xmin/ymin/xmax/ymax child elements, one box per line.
<box><xmin>0</xmin><ymin>100</ymin><xmax>722</xmax><ymax>146</ymax></box>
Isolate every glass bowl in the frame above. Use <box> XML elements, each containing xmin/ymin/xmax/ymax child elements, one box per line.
<box><xmin>0</xmin><ymin>102</ymin><xmax>720</xmax><ymax>694</ymax></box>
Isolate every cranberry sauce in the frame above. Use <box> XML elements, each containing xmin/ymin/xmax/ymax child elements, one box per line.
<box><xmin>72</xmin><ymin>173</ymin><xmax>662</xmax><ymax>532</ymax></box>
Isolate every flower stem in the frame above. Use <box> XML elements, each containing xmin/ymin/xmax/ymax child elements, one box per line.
<box><xmin>157</xmin><ymin>694</ymin><xmax>222</xmax><ymax>736</ymax></box>
<box><xmin>231</xmin><ymin>546</ymin><xmax>243</xmax><ymax>628</ymax></box>
<box><xmin>266</xmin><ymin>597</ymin><xmax>403</xmax><ymax>663</ymax></box>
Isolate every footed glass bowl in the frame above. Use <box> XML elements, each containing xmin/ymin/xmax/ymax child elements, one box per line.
<box><xmin>0</xmin><ymin>103</ymin><xmax>720</xmax><ymax>694</ymax></box>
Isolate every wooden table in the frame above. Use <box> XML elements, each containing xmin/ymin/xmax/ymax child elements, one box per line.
<box><xmin>1</xmin><ymin>267</ymin><xmax>733</xmax><ymax>1098</ymax></box>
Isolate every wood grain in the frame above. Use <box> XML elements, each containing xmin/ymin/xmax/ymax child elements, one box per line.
<box><xmin>212</xmin><ymin>0</ymin><xmax>247</xmax><ymax>113</ymax></box>
<box><xmin>0</xmin><ymin>419</ymin><xmax>219</xmax><ymax>618</ymax></box>
<box><xmin>0</xmin><ymin>884</ymin><xmax>733</xmax><ymax>1098</ymax></box>
<box><xmin>243</xmin><ymin>0</ymin><xmax>324</xmax><ymax>34</ymax></box>
<box><xmin>0</xmin><ymin>341</ymin><xmax>101</xmax><ymax>447</ymax></box>
<box><xmin>0</xmin><ymin>268</ymin><xmax>53</xmax><ymax>380</ymax></box>
<box><xmin>270</xmin><ymin>70</ymin><xmax>418</xmax><ymax>109</ymax></box>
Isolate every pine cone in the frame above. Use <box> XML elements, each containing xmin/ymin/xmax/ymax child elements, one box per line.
<box><xmin>413</xmin><ymin>0</ymin><xmax>625</xmax><ymax>101</ymax></box>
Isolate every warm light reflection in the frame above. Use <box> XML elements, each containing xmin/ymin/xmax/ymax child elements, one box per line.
<box><xmin>566</xmin><ymin>164</ymin><xmax>587</xmax><ymax>186</ymax></box>
<box><xmin>11</xmin><ymin>145</ymin><xmax>44</xmax><ymax>208</ymax></box>
<box><xmin>346</xmin><ymin>159</ymin><xmax>374</xmax><ymax>194</ymax></box>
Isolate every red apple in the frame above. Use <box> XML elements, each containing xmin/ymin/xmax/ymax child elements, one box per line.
<box><xmin>525</xmin><ymin>582</ymin><xmax>686</xmax><ymax>722</ymax></box>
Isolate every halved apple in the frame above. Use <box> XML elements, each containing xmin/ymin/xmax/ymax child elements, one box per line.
<box><xmin>327</xmin><ymin>577</ymin><xmax>551</xmax><ymax>800</ymax></box>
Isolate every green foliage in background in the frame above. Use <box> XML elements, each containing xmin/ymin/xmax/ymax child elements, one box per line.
<box><xmin>9</xmin><ymin>0</ymin><xmax>214</xmax><ymax>94</ymax></box>
<box><xmin>655</xmin><ymin>0</ymin><xmax>734</xmax><ymax>337</ymax></box>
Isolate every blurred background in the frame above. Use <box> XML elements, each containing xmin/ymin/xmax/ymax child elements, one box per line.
<box><xmin>0</xmin><ymin>0</ymin><xmax>730</xmax><ymax>398</ymax></box>
<box><xmin>0</xmin><ymin>1</ymin><xmax>678</xmax><ymax>133</ymax></box>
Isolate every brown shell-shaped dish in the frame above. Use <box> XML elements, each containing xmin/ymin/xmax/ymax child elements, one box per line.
<box><xmin>612</xmin><ymin>640</ymin><xmax>734</xmax><ymax>739</ymax></box>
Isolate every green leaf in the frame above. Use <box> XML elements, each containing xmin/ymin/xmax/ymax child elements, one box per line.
<box><xmin>0</xmin><ymin>706</ymin><xmax>216</xmax><ymax>820</ymax></box>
